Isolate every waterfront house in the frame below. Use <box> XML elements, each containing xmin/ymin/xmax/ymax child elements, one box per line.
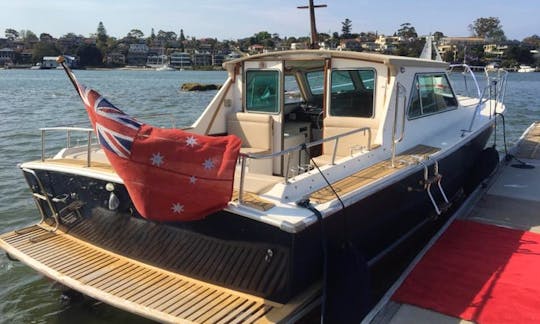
<box><xmin>193</xmin><ymin>52</ymin><xmax>212</xmax><ymax>66</ymax></box>
<box><xmin>170</xmin><ymin>51</ymin><xmax>192</xmax><ymax>68</ymax></box>
<box><xmin>0</xmin><ymin>48</ymin><xmax>15</xmax><ymax>65</ymax></box>
<box><xmin>106</xmin><ymin>52</ymin><xmax>126</xmax><ymax>66</ymax></box>
<box><xmin>126</xmin><ymin>43</ymin><xmax>149</xmax><ymax>66</ymax></box>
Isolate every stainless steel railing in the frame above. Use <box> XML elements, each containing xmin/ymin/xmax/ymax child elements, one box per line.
<box><xmin>448</xmin><ymin>64</ymin><xmax>508</xmax><ymax>135</ymax></box>
<box><xmin>40</xmin><ymin>127</ymin><xmax>95</xmax><ymax>167</ymax></box>
<box><xmin>236</xmin><ymin>126</ymin><xmax>372</xmax><ymax>204</ymax></box>
<box><xmin>391</xmin><ymin>83</ymin><xmax>407</xmax><ymax>168</ymax></box>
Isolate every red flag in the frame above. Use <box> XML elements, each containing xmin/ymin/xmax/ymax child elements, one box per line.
<box><xmin>75</xmin><ymin>82</ymin><xmax>241</xmax><ymax>222</ymax></box>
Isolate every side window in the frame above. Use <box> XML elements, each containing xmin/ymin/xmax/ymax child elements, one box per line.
<box><xmin>409</xmin><ymin>74</ymin><xmax>458</xmax><ymax>118</ymax></box>
<box><xmin>330</xmin><ymin>69</ymin><xmax>375</xmax><ymax>118</ymax></box>
<box><xmin>284</xmin><ymin>74</ymin><xmax>302</xmax><ymax>104</ymax></box>
<box><xmin>246</xmin><ymin>70</ymin><xmax>279</xmax><ymax>113</ymax></box>
<box><xmin>306</xmin><ymin>71</ymin><xmax>324</xmax><ymax>95</ymax></box>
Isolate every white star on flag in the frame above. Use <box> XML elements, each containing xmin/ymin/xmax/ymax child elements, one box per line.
<box><xmin>171</xmin><ymin>203</ymin><xmax>184</xmax><ymax>214</ymax></box>
<box><xmin>150</xmin><ymin>152</ymin><xmax>164</xmax><ymax>166</ymax></box>
<box><xmin>189</xmin><ymin>175</ymin><xmax>197</xmax><ymax>184</ymax></box>
<box><xmin>202</xmin><ymin>158</ymin><xmax>215</xmax><ymax>170</ymax></box>
<box><xmin>186</xmin><ymin>136</ymin><xmax>198</xmax><ymax>147</ymax></box>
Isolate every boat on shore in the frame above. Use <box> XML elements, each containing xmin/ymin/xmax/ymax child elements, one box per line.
<box><xmin>518</xmin><ymin>65</ymin><xmax>536</xmax><ymax>73</ymax></box>
<box><xmin>0</xmin><ymin>50</ymin><xmax>507</xmax><ymax>322</ymax></box>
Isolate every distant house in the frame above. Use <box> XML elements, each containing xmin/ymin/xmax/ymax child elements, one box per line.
<box><xmin>127</xmin><ymin>43</ymin><xmax>149</xmax><ymax>66</ymax></box>
<box><xmin>193</xmin><ymin>52</ymin><xmax>212</xmax><ymax>66</ymax></box>
<box><xmin>375</xmin><ymin>35</ymin><xmax>402</xmax><ymax>53</ymax></box>
<box><xmin>484</xmin><ymin>44</ymin><xmax>507</xmax><ymax>58</ymax></box>
<box><xmin>42</xmin><ymin>55</ymin><xmax>77</xmax><ymax>68</ymax></box>
<box><xmin>170</xmin><ymin>52</ymin><xmax>192</xmax><ymax>68</ymax></box>
<box><xmin>212</xmin><ymin>54</ymin><xmax>225</xmax><ymax>66</ymax></box>
<box><xmin>0</xmin><ymin>48</ymin><xmax>15</xmax><ymax>65</ymax></box>
<box><xmin>290</xmin><ymin>43</ymin><xmax>307</xmax><ymax>50</ymax></box>
<box><xmin>248</xmin><ymin>44</ymin><xmax>265</xmax><ymax>54</ymax></box>
<box><xmin>339</xmin><ymin>39</ymin><xmax>362</xmax><ymax>51</ymax></box>
<box><xmin>106</xmin><ymin>52</ymin><xmax>126</xmax><ymax>65</ymax></box>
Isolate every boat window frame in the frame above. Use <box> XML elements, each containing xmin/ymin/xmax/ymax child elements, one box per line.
<box><xmin>328</xmin><ymin>67</ymin><xmax>377</xmax><ymax>119</ymax></box>
<box><xmin>407</xmin><ymin>72</ymin><xmax>459</xmax><ymax>120</ymax></box>
<box><xmin>244</xmin><ymin>68</ymin><xmax>281</xmax><ymax>115</ymax></box>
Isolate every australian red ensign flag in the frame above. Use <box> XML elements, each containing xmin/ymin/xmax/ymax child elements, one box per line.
<box><xmin>71</xmin><ymin>74</ymin><xmax>241</xmax><ymax>222</ymax></box>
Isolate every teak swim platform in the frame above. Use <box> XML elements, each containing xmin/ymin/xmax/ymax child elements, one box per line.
<box><xmin>1</xmin><ymin>224</ymin><xmax>319</xmax><ymax>323</ymax></box>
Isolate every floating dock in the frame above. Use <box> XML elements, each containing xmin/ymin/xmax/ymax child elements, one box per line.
<box><xmin>367</xmin><ymin>121</ymin><xmax>540</xmax><ymax>323</ymax></box>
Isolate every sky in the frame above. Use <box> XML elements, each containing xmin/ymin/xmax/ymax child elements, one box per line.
<box><xmin>1</xmin><ymin>0</ymin><xmax>539</xmax><ymax>41</ymax></box>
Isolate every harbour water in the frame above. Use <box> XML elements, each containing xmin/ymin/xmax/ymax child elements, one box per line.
<box><xmin>1</xmin><ymin>68</ymin><xmax>539</xmax><ymax>323</ymax></box>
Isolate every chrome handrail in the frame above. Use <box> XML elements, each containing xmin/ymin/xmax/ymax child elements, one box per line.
<box><xmin>449</xmin><ymin>64</ymin><xmax>508</xmax><ymax>136</ymax></box>
<box><xmin>391</xmin><ymin>83</ymin><xmax>407</xmax><ymax>168</ymax></box>
<box><xmin>236</xmin><ymin>126</ymin><xmax>372</xmax><ymax>203</ymax></box>
<box><xmin>40</xmin><ymin>127</ymin><xmax>95</xmax><ymax>167</ymax></box>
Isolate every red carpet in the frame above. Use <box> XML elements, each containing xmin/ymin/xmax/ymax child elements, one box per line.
<box><xmin>392</xmin><ymin>220</ymin><xmax>540</xmax><ymax>324</ymax></box>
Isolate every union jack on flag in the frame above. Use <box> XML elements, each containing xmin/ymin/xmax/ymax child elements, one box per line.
<box><xmin>67</xmin><ymin>67</ymin><xmax>241</xmax><ymax>223</ymax></box>
<box><xmin>78</xmin><ymin>84</ymin><xmax>142</xmax><ymax>159</ymax></box>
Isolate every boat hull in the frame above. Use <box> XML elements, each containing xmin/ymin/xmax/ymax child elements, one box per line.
<box><xmin>22</xmin><ymin>125</ymin><xmax>494</xmax><ymax>305</ymax></box>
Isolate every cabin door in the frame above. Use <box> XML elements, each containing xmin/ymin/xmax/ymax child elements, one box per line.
<box><xmin>243</xmin><ymin>60</ymin><xmax>284</xmax><ymax>175</ymax></box>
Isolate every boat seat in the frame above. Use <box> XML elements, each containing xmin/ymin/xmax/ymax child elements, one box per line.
<box><xmin>227</xmin><ymin>112</ymin><xmax>273</xmax><ymax>173</ymax></box>
<box><xmin>312</xmin><ymin>116</ymin><xmax>378</xmax><ymax>165</ymax></box>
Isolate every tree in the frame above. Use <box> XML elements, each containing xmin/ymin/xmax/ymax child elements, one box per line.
<box><xmin>97</xmin><ymin>21</ymin><xmax>108</xmax><ymax>44</ymax></box>
<box><xmin>96</xmin><ymin>22</ymin><xmax>109</xmax><ymax>61</ymax></box>
<box><xmin>523</xmin><ymin>35</ymin><xmax>540</xmax><ymax>48</ymax></box>
<box><xmin>157</xmin><ymin>30</ymin><xmax>177</xmax><ymax>42</ymax></box>
<box><xmin>32</xmin><ymin>42</ymin><xmax>60</xmax><ymax>63</ymax></box>
<box><xmin>341</xmin><ymin>18</ymin><xmax>352</xmax><ymax>38</ymax></box>
<box><xmin>433</xmin><ymin>31</ymin><xmax>445</xmax><ymax>42</ymax></box>
<box><xmin>39</xmin><ymin>33</ymin><xmax>54</xmax><ymax>42</ymax></box>
<box><xmin>77</xmin><ymin>44</ymin><xmax>103</xmax><ymax>67</ymax></box>
<box><xmin>5</xmin><ymin>28</ymin><xmax>19</xmax><ymax>40</ymax></box>
<box><xmin>179</xmin><ymin>29</ymin><xmax>186</xmax><ymax>42</ymax></box>
<box><xmin>469</xmin><ymin>17</ymin><xmax>506</xmax><ymax>42</ymax></box>
<box><xmin>20</xmin><ymin>30</ymin><xmax>38</xmax><ymax>42</ymax></box>
<box><xmin>396</xmin><ymin>23</ymin><xmax>418</xmax><ymax>39</ymax></box>
<box><xmin>128</xmin><ymin>29</ymin><xmax>144</xmax><ymax>39</ymax></box>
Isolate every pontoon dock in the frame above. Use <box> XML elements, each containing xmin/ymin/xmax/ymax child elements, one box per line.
<box><xmin>366</xmin><ymin>121</ymin><xmax>540</xmax><ymax>324</ymax></box>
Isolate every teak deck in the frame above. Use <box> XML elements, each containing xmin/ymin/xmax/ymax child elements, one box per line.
<box><xmin>0</xmin><ymin>224</ymin><xmax>319</xmax><ymax>323</ymax></box>
<box><xmin>310</xmin><ymin>145</ymin><xmax>441</xmax><ymax>204</ymax></box>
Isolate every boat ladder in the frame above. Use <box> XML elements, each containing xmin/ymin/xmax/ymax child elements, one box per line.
<box><xmin>22</xmin><ymin>168</ymin><xmax>84</xmax><ymax>233</ymax></box>
<box><xmin>419</xmin><ymin>160</ymin><xmax>451</xmax><ymax>215</ymax></box>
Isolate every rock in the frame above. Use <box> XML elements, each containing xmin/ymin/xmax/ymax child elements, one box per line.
<box><xmin>180</xmin><ymin>83</ymin><xmax>222</xmax><ymax>91</ymax></box>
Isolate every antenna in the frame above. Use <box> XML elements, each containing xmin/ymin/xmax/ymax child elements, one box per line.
<box><xmin>297</xmin><ymin>0</ymin><xmax>327</xmax><ymax>49</ymax></box>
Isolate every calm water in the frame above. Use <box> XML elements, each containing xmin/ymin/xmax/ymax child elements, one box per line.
<box><xmin>0</xmin><ymin>69</ymin><xmax>539</xmax><ymax>323</ymax></box>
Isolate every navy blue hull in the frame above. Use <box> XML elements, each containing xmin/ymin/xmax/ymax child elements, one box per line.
<box><xmin>23</xmin><ymin>125</ymin><xmax>494</xmax><ymax>306</ymax></box>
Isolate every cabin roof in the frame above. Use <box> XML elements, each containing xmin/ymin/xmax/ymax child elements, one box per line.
<box><xmin>223</xmin><ymin>49</ymin><xmax>448</xmax><ymax>73</ymax></box>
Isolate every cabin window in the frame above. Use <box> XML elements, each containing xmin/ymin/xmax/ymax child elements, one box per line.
<box><xmin>329</xmin><ymin>69</ymin><xmax>375</xmax><ymax>118</ymax></box>
<box><xmin>408</xmin><ymin>73</ymin><xmax>458</xmax><ymax>118</ymax></box>
<box><xmin>306</xmin><ymin>71</ymin><xmax>324</xmax><ymax>95</ymax></box>
<box><xmin>284</xmin><ymin>74</ymin><xmax>302</xmax><ymax>104</ymax></box>
<box><xmin>245</xmin><ymin>70</ymin><xmax>279</xmax><ymax>113</ymax></box>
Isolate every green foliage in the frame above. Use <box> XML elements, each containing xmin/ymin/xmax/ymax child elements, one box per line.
<box><xmin>77</xmin><ymin>44</ymin><xmax>103</xmax><ymax>67</ymax></box>
<box><xmin>469</xmin><ymin>17</ymin><xmax>506</xmax><ymax>42</ymax></box>
<box><xmin>433</xmin><ymin>31</ymin><xmax>444</xmax><ymax>42</ymax></box>
<box><xmin>128</xmin><ymin>29</ymin><xmax>144</xmax><ymax>39</ymax></box>
<box><xmin>341</xmin><ymin>18</ymin><xmax>352</xmax><ymax>38</ymax></box>
<box><xmin>31</xmin><ymin>42</ymin><xmax>60</xmax><ymax>63</ymax></box>
<box><xmin>4</xmin><ymin>28</ymin><xmax>19</xmax><ymax>40</ymax></box>
<box><xmin>505</xmin><ymin>45</ymin><xmax>534</xmax><ymax>65</ymax></box>
<box><xmin>396</xmin><ymin>23</ymin><xmax>418</xmax><ymax>39</ymax></box>
<box><xmin>522</xmin><ymin>35</ymin><xmax>540</xmax><ymax>48</ymax></box>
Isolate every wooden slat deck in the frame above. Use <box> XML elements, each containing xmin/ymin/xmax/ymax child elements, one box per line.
<box><xmin>310</xmin><ymin>145</ymin><xmax>440</xmax><ymax>204</ymax></box>
<box><xmin>0</xmin><ymin>224</ymin><xmax>319</xmax><ymax>323</ymax></box>
<box><xmin>231</xmin><ymin>191</ymin><xmax>275</xmax><ymax>211</ymax></box>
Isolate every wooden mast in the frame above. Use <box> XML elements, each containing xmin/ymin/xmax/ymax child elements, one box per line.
<box><xmin>297</xmin><ymin>0</ymin><xmax>327</xmax><ymax>49</ymax></box>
